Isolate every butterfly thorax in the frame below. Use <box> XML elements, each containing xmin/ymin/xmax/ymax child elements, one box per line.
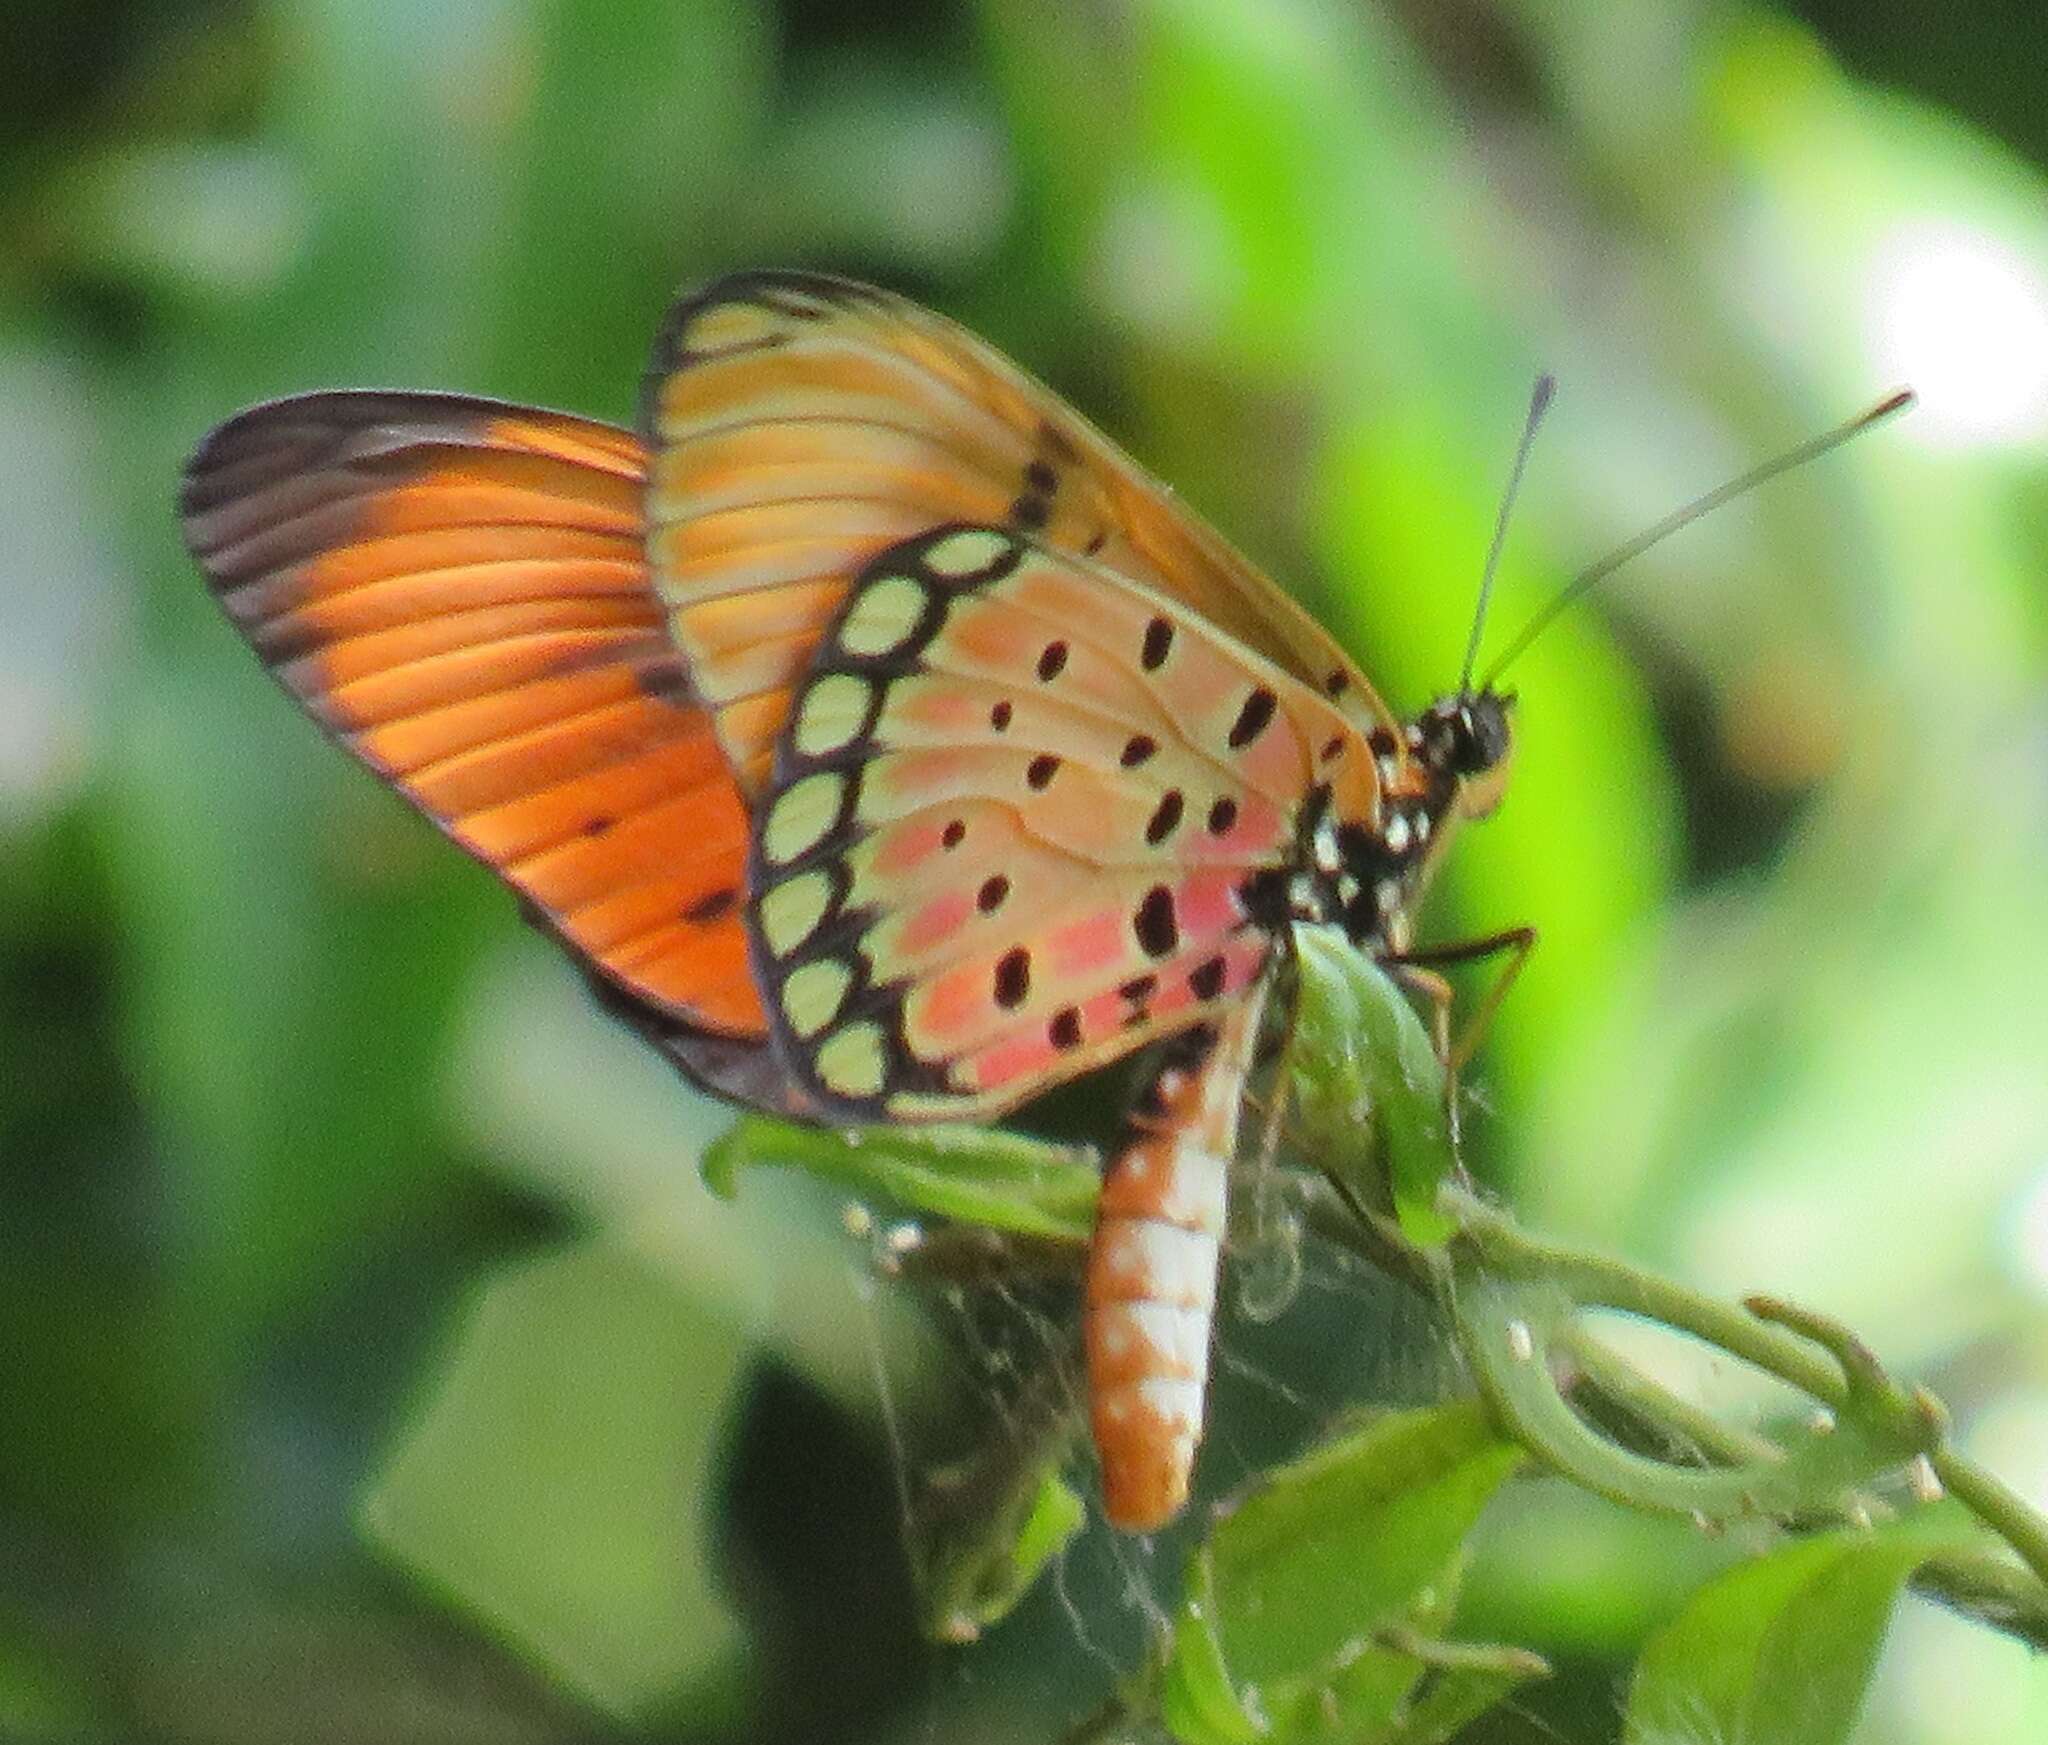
<box><xmin>1263</xmin><ymin>688</ymin><xmax>1514</xmax><ymax>958</ymax></box>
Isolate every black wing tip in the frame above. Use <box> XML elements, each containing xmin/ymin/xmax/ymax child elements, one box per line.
<box><xmin>635</xmin><ymin>267</ymin><xmax>892</xmax><ymax>440</ymax></box>
<box><xmin>177</xmin><ymin>390</ymin><xmax>443</xmax><ymax>525</ymax></box>
<box><xmin>177</xmin><ymin>386</ymin><xmax>615</xmax><ymax>551</ymax></box>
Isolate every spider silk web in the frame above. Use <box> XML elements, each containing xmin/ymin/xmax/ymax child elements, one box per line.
<box><xmin>833</xmin><ymin>1134</ymin><xmax>1466</xmax><ymax>1733</ymax></box>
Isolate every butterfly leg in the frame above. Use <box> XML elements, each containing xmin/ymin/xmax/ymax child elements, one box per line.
<box><xmin>1383</xmin><ymin>926</ymin><xmax>1538</xmax><ymax>1141</ymax></box>
<box><xmin>1085</xmin><ymin>983</ymin><xmax>1268</xmax><ymax>1532</ymax></box>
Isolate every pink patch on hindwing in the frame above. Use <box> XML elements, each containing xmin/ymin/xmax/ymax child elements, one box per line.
<box><xmin>1047</xmin><ymin>909</ymin><xmax>1128</xmax><ymax>980</ymax></box>
<box><xmin>1175</xmin><ymin>866</ymin><xmax>1249</xmax><ymax>939</ymax></box>
<box><xmin>872</xmin><ymin>815</ymin><xmax>951</xmax><ymax>878</ymax></box>
<box><xmin>898</xmin><ymin>888</ymin><xmax>975</xmax><ymax>955</ymax></box>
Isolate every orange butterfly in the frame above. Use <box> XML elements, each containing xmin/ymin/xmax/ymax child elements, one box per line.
<box><xmin>180</xmin><ymin>272</ymin><xmax>1514</xmax><ymax>1531</ymax></box>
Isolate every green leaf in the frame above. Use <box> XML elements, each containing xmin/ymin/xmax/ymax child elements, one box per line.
<box><xmin>921</xmin><ymin>1465</ymin><xmax>1088</xmax><ymax>1645</ymax></box>
<box><xmin>1381</xmin><ymin>1640</ymin><xmax>1549</xmax><ymax>1745</ymax></box>
<box><xmin>361</xmin><ymin>1239</ymin><xmax>751</xmax><ymax>1718</ymax></box>
<box><xmin>704</xmin><ymin>1115</ymin><xmax>1100</xmax><ymax>1245</ymax></box>
<box><xmin>1289</xmin><ymin>928</ymin><xmax>1456</xmax><ymax>1245</ymax></box>
<box><xmin>1159</xmin><ymin>1551</ymin><xmax>1263</xmax><ymax>1745</ymax></box>
<box><xmin>1623</xmin><ymin>1521</ymin><xmax>1957</xmax><ymax>1745</ymax></box>
<box><xmin>1266</xmin><ymin>1577</ymin><xmax>1459</xmax><ymax>1744</ymax></box>
<box><xmin>1165</xmin><ymin>1403</ymin><xmax>1523</xmax><ymax>1740</ymax></box>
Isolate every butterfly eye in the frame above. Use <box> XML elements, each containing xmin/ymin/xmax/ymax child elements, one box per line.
<box><xmin>1453</xmin><ymin>696</ymin><xmax>1516</xmax><ymax>820</ymax></box>
<box><xmin>1456</xmin><ymin>694</ymin><xmax>1514</xmax><ymax>779</ymax></box>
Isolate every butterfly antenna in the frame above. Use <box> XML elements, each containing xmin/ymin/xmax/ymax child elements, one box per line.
<box><xmin>1460</xmin><ymin>372</ymin><xmax>1556</xmax><ymax>698</ymax></box>
<box><xmin>1479</xmin><ymin>388</ymin><xmax>1915</xmax><ymax>690</ymax></box>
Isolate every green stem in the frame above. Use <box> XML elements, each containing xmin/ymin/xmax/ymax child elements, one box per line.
<box><xmin>1559</xmin><ymin>1325</ymin><xmax>1783</xmax><ymax>1471</ymax></box>
<box><xmin>1933</xmin><ymin>1452</ymin><xmax>2048</xmax><ymax>1591</ymax></box>
<box><xmin>1288</xmin><ymin>1176</ymin><xmax>2048</xmax><ymax>1645</ymax></box>
<box><xmin>1443</xmin><ymin>1189</ymin><xmax>1848</xmax><ymax>1403</ymax></box>
<box><xmin>1914</xmin><ymin>1544</ymin><xmax>2048</xmax><ymax>1653</ymax></box>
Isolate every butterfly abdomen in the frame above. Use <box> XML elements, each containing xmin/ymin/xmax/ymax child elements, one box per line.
<box><xmin>1084</xmin><ymin>990</ymin><xmax>1265</xmax><ymax>1531</ymax></box>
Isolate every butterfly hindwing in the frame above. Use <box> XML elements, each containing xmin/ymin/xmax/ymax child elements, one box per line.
<box><xmin>178</xmin><ymin>390</ymin><xmax>807</xmax><ymax>1113</ymax></box>
<box><xmin>745</xmin><ymin>525</ymin><xmax>1382</xmax><ymax>1121</ymax></box>
<box><xmin>639</xmin><ymin>271</ymin><xmax>1398</xmax><ymax>799</ymax></box>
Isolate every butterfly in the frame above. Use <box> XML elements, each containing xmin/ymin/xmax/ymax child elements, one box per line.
<box><xmin>179</xmin><ymin>271</ymin><xmax>1514</xmax><ymax>1532</ymax></box>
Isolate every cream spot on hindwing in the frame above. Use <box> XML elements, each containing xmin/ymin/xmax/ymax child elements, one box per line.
<box><xmin>759</xmin><ymin>867</ymin><xmax>837</xmax><ymax>955</ymax></box>
<box><xmin>764</xmin><ymin>771</ymin><xmax>846</xmax><ymax>864</ymax></box>
<box><xmin>922</xmin><ymin>527</ymin><xmax>1013</xmax><ymax>579</ymax></box>
<box><xmin>814</xmin><ymin>1021</ymin><xmax>888</xmax><ymax>1098</ymax></box>
<box><xmin>794</xmin><ymin>672</ymin><xmax>875</xmax><ymax>756</ymax></box>
<box><xmin>782</xmin><ymin>958</ymin><xmax>853</xmax><ymax>1038</ymax></box>
<box><xmin>838</xmin><ymin>573</ymin><xmax>929</xmax><ymax>657</ymax></box>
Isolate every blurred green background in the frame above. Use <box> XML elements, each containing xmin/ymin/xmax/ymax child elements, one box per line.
<box><xmin>4</xmin><ymin>0</ymin><xmax>2048</xmax><ymax>1739</ymax></box>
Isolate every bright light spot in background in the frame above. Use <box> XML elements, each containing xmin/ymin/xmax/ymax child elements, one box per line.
<box><xmin>1868</xmin><ymin>221</ymin><xmax>2048</xmax><ymax>447</ymax></box>
<box><xmin>2008</xmin><ymin>1165</ymin><xmax>2048</xmax><ymax>1296</ymax></box>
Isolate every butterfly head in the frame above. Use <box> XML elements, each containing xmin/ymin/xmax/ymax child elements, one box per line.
<box><xmin>1298</xmin><ymin>687</ymin><xmax>1515</xmax><ymax>954</ymax></box>
<box><xmin>1416</xmin><ymin>686</ymin><xmax>1515</xmax><ymax>822</ymax></box>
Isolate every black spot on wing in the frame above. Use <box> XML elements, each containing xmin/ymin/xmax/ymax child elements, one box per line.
<box><xmin>1134</xmin><ymin>886</ymin><xmax>1178</xmax><ymax>958</ymax></box>
<box><xmin>1228</xmin><ymin>687</ymin><xmax>1278</xmax><ymax>750</ymax></box>
<box><xmin>994</xmin><ymin>946</ymin><xmax>1031</xmax><ymax>1009</ymax></box>
<box><xmin>684</xmin><ymin>887</ymin><xmax>739</xmax><ymax>924</ymax></box>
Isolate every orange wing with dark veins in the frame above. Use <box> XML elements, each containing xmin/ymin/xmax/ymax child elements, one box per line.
<box><xmin>639</xmin><ymin>271</ymin><xmax>1400</xmax><ymax>797</ymax></box>
<box><xmin>178</xmin><ymin>390</ymin><xmax>806</xmax><ymax>1113</ymax></box>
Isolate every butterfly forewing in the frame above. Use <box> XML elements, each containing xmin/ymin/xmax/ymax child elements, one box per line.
<box><xmin>745</xmin><ymin>525</ymin><xmax>1379</xmax><ymax>1120</ymax></box>
<box><xmin>639</xmin><ymin>271</ymin><xmax>1398</xmax><ymax>796</ymax></box>
<box><xmin>178</xmin><ymin>391</ymin><xmax>806</xmax><ymax>1111</ymax></box>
